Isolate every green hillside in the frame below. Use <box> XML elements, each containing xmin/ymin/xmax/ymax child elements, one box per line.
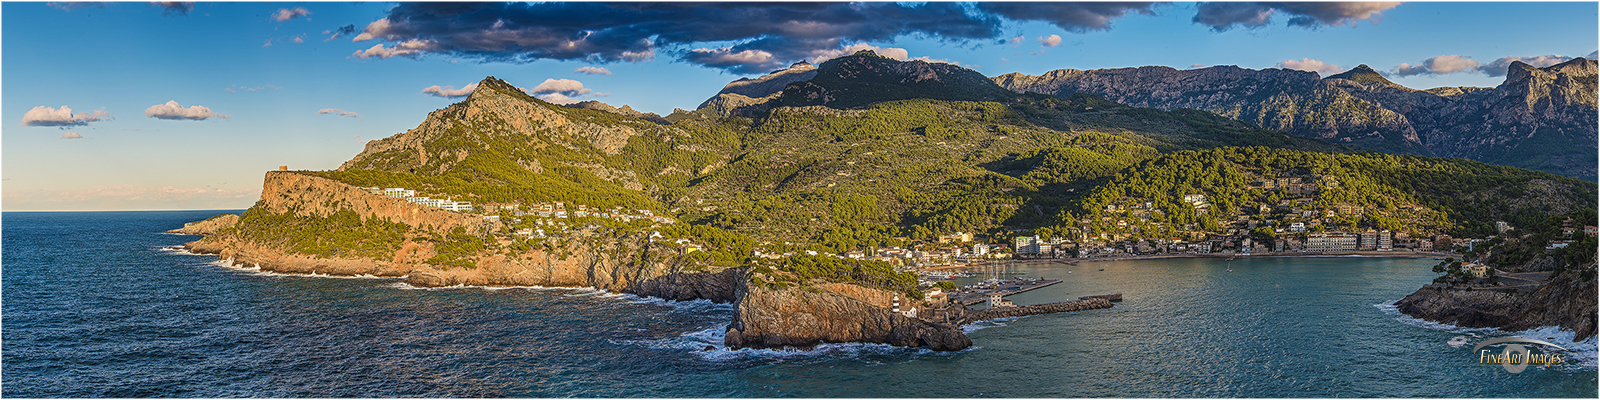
<box><xmin>276</xmin><ymin>56</ymin><xmax>1594</xmax><ymax>270</ymax></box>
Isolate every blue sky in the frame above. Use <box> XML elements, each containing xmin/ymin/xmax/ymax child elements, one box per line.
<box><xmin>3</xmin><ymin>2</ymin><xmax>1596</xmax><ymax>211</ymax></box>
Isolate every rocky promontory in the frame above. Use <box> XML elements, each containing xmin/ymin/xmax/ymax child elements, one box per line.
<box><xmin>166</xmin><ymin>213</ymin><xmax>239</xmax><ymax>235</ymax></box>
<box><xmin>1395</xmin><ymin>271</ymin><xmax>1596</xmax><ymax>341</ymax></box>
<box><xmin>725</xmin><ymin>278</ymin><xmax>972</xmax><ymax>351</ymax></box>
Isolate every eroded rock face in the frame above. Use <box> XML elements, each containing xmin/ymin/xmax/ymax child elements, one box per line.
<box><xmin>724</xmin><ymin>279</ymin><xmax>972</xmax><ymax>351</ymax></box>
<box><xmin>165</xmin><ymin>213</ymin><xmax>239</xmax><ymax>235</ymax></box>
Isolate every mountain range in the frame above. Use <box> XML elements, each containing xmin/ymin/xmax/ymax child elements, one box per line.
<box><xmin>178</xmin><ymin>50</ymin><xmax>1597</xmax><ymax>351</ymax></box>
<box><xmin>991</xmin><ymin>58</ymin><xmax>1598</xmax><ymax>180</ymax></box>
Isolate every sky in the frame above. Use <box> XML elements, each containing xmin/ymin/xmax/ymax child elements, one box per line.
<box><xmin>3</xmin><ymin>1</ymin><xmax>1596</xmax><ymax>211</ymax></box>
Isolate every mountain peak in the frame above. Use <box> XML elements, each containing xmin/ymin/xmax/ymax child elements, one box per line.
<box><xmin>1325</xmin><ymin>64</ymin><xmax>1394</xmax><ymax>85</ymax></box>
<box><xmin>771</xmin><ymin>50</ymin><xmax>1014</xmax><ymax>109</ymax></box>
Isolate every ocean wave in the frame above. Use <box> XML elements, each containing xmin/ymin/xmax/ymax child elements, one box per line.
<box><xmin>961</xmin><ymin>314</ymin><xmax>1038</xmax><ymax>333</ymax></box>
<box><xmin>624</xmin><ymin>296</ymin><xmax>736</xmax><ymax>313</ymax></box>
<box><xmin>155</xmin><ymin>246</ymin><xmax>201</xmax><ymax>256</ymax></box>
<box><xmin>201</xmin><ymin>258</ymin><xmax>400</xmax><ymax>280</ymax></box>
<box><xmin>1375</xmin><ymin>300</ymin><xmax>1597</xmax><ymax>371</ymax></box>
<box><xmin>614</xmin><ymin>324</ymin><xmax>969</xmax><ymax>363</ymax></box>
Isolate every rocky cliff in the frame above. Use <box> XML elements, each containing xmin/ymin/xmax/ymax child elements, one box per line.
<box><xmin>166</xmin><ymin>213</ymin><xmax>239</xmax><ymax>235</ymax></box>
<box><xmin>996</xmin><ymin>60</ymin><xmax>1600</xmax><ymax>179</ymax></box>
<box><xmin>257</xmin><ymin>171</ymin><xmax>488</xmax><ymax>233</ymax></box>
<box><xmin>724</xmin><ymin>278</ymin><xmax>972</xmax><ymax>351</ymax></box>
<box><xmin>1395</xmin><ymin>272</ymin><xmax>1597</xmax><ymax>341</ymax></box>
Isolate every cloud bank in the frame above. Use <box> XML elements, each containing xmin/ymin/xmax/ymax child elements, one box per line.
<box><xmin>1194</xmin><ymin>2</ymin><xmax>1401</xmax><ymax>31</ymax></box>
<box><xmin>145</xmin><ymin>101</ymin><xmax>228</xmax><ymax>120</ymax></box>
<box><xmin>2</xmin><ymin>185</ymin><xmax>260</xmax><ymax>211</ymax></box>
<box><xmin>1389</xmin><ymin>53</ymin><xmax>1586</xmax><ymax>77</ymax></box>
<box><xmin>1275</xmin><ymin>58</ymin><xmax>1342</xmax><ymax>75</ymax></box>
<box><xmin>21</xmin><ymin>105</ymin><xmax>111</xmax><ymax>127</ymax></box>
<box><xmin>575</xmin><ymin>66</ymin><xmax>613</xmax><ymax>75</ymax></box>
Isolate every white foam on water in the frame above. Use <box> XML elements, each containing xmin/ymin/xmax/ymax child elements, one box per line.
<box><xmin>155</xmin><ymin>246</ymin><xmax>200</xmax><ymax>256</ymax></box>
<box><xmin>1376</xmin><ymin>300</ymin><xmax>1598</xmax><ymax>371</ymax></box>
<box><xmin>626</xmin><ymin>296</ymin><xmax>736</xmax><ymax>313</ymax></box>
<box><xmin>614</xmin><ymin>324</ymin><xmax>969</xmax><ymax>363</ymax></box>
<box><xmin>961</xmin><ymin>314</ymin><xmax>1038</xmax><ymax>333</ymax></box>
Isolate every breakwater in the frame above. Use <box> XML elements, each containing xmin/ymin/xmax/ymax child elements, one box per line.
<box><xmin>962</xmin><ymin>298</ymin><xmax>1114</xmax><ymax>323</ymax></box>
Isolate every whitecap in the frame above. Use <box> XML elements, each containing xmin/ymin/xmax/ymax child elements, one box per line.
<box><xmin>1376</xmin><ymin>300</ymin><xmax>1598</xmax><ymax>371</ymax></box>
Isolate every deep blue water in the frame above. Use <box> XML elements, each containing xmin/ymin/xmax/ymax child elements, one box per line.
<box><xmin>4</xmin><ymin>210</ymin><xmax>1596</xmax><ymax>397</ymax></box>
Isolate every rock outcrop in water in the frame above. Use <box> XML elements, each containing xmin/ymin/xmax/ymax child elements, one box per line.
<box><xmin>724</xmin><ymin>278</ymin><xmax>972</xmax><ymax>351</ymax></box>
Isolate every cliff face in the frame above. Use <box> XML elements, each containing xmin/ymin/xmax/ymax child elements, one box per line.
<box><xmin>187</xmin><ymin>171</ymin><xmax>736</xmax><ymax>300</ymax></box>
<box><xmin>724</xmin><ymin>278</ymin><xmax>972</xmax><ymax>351</ymax></box>
<box><xmin>257</xmin><ymin>171</ymin><xmax>487</xmax><ymax>233</ymax></box>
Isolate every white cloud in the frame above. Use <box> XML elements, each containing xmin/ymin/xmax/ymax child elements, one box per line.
<box><xmin>1039</xmin><ymin>34</ymin><xmax>1063</xmax><ymax>47</ymax></box>
<box><xmin>1275</xmin><ymin>58</ymin><xmax>1343</xmax><ymax>76</ymax></box>
<box><xmin>2</xmin><ymin>185</ymin><xmax>260</xmax><ymax>211</ymax></box>
<box><xmin>575</xmin><ymin>66</ymin><xmax>613</xmax><ymax>75</ymax></box>
<box><xmin>292</xmin><ymin>35</ymin><xmax>305</xmax><ymax>44</ymax></box>
<box><xmin>527</xmin><ymin>79</ymin><xmax>592</xmax><ymax>96</ymax></box>
<box><xmin>1392</xmin><ymin>55</ymin><xmax>1479</xmax><ymax>77</ymax></box>
<box><xmin>272</xmin><ymin>7</ymin><xmax>310</xmax><ymax>22</ymax></box>
<box><xmin>809</xmin><ymin>43</ymin><xmax>910</xmax><ymax>64</ymax></box>
<box><xmin>145</xmin><ymin>100</ymin><xmax>228</xmax><ymax>120</ymax></box>
<box><xmin>420</xmin><ymin>82</ymin><xmax>479</xmax><ymax>98</ymax></box>
<box><xmin>316</xmin><ymin>108</ymin><xmax>361</xmax><ymax>118</ymax></box>
<box><xmin>20</xmin><ymin>105</ymin><xmax>111</xmax><ymax>127</ymax></box>
<box><xmin>61</xmin><ymin>132</ymin><xmax>83</xmax><ymax>139</ymax></box>
<box><xmin>535</xmin><ymin>93</ymin><xmax>580</xmax><ymax>105</ymax></box>
<box><xmin>688</xmin><ymin>47</ymin><xmax>778</xmax><ymax>67</ymax></box>
<box><xmin>1190</xmin><ymin>64</ymin><xmax>1207</xmax><ymax>68</ymax></box>
<box><xmin>1008</xmin><ymin>35</ymin><xmax>1024</xmax><ymax>47</ymax></box>
<box><xmin>351</xmin><ymin>39</ymin><xmax>436</xmax><ymax>59</ymax></box>
<box><xmin>620</xmin><ymin>49</ymin><xmax>655</xmax><ymax>62</ymax></box>
<box><xmin>910</xmin><ymin>56</ymin><xmax>974</xmax><ymax>69</ymax></box>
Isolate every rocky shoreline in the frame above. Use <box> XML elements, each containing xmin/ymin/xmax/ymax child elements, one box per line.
<box><xmin>1394</xmin><ymin>271</ymin><xmax>1597</xmax><ymax>341</ymax></box>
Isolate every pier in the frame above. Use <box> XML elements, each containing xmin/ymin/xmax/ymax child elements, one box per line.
<box><xmin>962</xmin><ymin>298</ymin><xmax>1114</xmax><ymax>323</ymax></box>
<box><xmin>948</xmin><ymin>278</ymin><xmax>1063</xmax><ymax>306</ymax></box>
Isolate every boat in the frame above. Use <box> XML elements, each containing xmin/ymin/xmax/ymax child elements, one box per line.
<box><xmin>1098</xmin><ymin>268</ymin><xmax>1105</xmax><ymax>271</ymax></box>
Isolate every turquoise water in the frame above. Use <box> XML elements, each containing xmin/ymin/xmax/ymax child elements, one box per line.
<box><xmin>4</xmin><ymin>211</ymin><xmax>1596</xmax><ymax>397</ymax></box>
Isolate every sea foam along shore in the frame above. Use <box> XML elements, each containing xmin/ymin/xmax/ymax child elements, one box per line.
<box><xmin>1376</xmin><ymin>300</ymin><xmax>1599</xmax><ymax>371</ymax></box>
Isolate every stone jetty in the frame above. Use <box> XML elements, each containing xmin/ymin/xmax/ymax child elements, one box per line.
<box><xmin>960</xmin><ymin>298</ymin><xmax>1114</xmax><ymax>323</ymax></box>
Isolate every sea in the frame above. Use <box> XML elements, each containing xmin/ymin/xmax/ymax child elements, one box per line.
<box><xmin>3</xmin><ymin>210</ymin><xmax>1596</xmax><ymax>397</ymax></box>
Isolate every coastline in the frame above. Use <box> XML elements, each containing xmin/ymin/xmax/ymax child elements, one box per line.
<box><xmin>926</xmin><ymin>250</ymin><xmax>1456</xmax><ymax>270</ymax></box>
